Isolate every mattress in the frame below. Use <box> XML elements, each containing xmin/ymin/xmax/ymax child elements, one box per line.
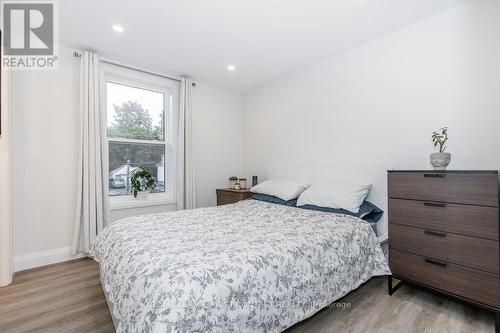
<box><xmin>91</xmin><ymin>200</ymin><xmax>389</xmax><ymax>332</ymax></box>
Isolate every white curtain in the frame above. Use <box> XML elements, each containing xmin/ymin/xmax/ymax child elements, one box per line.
<box><xmin>177</xmin><ymin>77</ymin><xmax>196</xmax><ymax>210</ymax></box>
<box><xmin>72</xmin><ymin>51</ymin><xmax>108</xmax><ymax>254</ymax></box>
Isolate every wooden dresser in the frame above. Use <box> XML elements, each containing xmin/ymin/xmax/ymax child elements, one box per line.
<box><xmin>388</xmin><ymin>170</ymin><xmax>499</xmax><ymax>329</ymax></box>
<box><xmin>216</xmin><ymin>189</ymin><xmax>253</xmax><ymax>206</ymax></box>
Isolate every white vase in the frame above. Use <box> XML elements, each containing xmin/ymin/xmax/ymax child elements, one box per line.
<box><xmin>430</xmin><ymin>152</ymin><xmax>451</xmax><ymax>170</ymax></box>
<box><xmin>136</xmin><ymin>191</ymin><xmax>149</xmax><ymax>200</ymax></box>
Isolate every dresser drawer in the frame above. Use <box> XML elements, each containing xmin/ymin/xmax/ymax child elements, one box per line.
<box><xmin>389</xmin><ymin>224</ymin><xmax>499</xmax><ymax>274</ymax></box>
<box><xmin>389</xmin><ymin>198</ymin><xmax>499</xmax><ymax>240</ymax></box>
<box><xmin>388</xmin><ymin>172</ymin><xmax>499</xmax><ymax>207</ymax></box>
<box><xmin>390</xmin><ymin>249</ymin><xmax>499</xmax><ymax>308</ymax></box>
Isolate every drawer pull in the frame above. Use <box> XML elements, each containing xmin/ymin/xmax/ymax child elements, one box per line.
<box><xmin>424</xmin><ymin>258</ymin><xmax>447</xmax><ymax>267</ymax></box>
<box><xmin>424</xmin><ymin>202</ymin><xmax>447</xmax><ymax>208</ymax></box>
<box><xmin>424</xmin><ymin>229</ymin><xmax>447</xmax><ymax>237</ymax></box>
<box><xmin>423</xmin><ymin>173</ymin><xmax>446</xmax><ymax>178</ymax></box>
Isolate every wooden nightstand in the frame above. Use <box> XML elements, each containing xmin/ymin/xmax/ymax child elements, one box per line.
<box><xmin>216</xmin><ymin>189</ymin><xmax>253</xmax><ymax>206</ymax></box>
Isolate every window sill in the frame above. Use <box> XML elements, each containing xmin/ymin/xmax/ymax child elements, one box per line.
<box><xmin>109</xmin><ymin>196</ymin><xmax>177</xmax><ymax>211</ymax></box>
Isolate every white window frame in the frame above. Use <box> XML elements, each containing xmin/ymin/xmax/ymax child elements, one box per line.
<box><xmin>101</xmin><ymin>63</ymin><xmax>179</xmax><ymax>210</ymax></box>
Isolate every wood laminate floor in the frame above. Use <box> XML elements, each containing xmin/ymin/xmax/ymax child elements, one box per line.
<box><xmin>0</xmin><ymin>258</ymin><xmax>494</xmax><ymax>333</ymax></box>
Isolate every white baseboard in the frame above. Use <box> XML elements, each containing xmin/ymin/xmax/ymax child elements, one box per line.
<box><xmin>378</xmin><ymin>235</ymin><xmax>388</xmax><ymax>245</ymax></box>
<box><xmin>14</xmin><ymin>247</ymin><xmax>87</xmax><ymax>272</ymax></box>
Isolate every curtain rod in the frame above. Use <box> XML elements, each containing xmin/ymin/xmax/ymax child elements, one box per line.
<box><xmin>73</xmin><ymin>51</ymin><xmax>196</xmax><ymax>86</ymax></box>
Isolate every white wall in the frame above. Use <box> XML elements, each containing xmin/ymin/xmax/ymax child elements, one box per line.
<box><xmin>11</xmin><ymin>46</ymin><xmax>82</xmax><ymax>270</ymax></box>
<box><xmin>11</xmin><ymin>46</ymin><xmax>243</xmax><ymax>270</ymax></box>
<box><xmin>193</xmin><ymin>83</ymin><xmax>243</xmax><ymax>207</ymax></box>
<box><xmin>242</xmin><ymin>0</ymin><xmax>500</xmax><ymax>239</ymax></box>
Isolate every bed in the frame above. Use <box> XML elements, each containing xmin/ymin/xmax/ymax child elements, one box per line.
<box><xmin>90</xmin><ymin>198</ymin><xmax>390</xmax><ymax>332</ymax></box>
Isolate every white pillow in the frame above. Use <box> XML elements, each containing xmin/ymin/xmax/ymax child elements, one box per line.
<box><xmin>250</xmin><ymin>180</ymin><xmax>310</xmax><ymax>201</ymax></box>
<box><xmin>297</xmin><ymin>182</ymin><xmax>372</xmax><ymax>213</ymax></box>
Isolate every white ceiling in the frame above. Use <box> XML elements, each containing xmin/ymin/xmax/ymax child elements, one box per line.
<box><xmin>60</xmin><ymin>0</ymin><xmax>466</xmax><ymax>92</ymax></box>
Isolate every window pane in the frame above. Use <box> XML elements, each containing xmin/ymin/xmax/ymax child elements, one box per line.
<box><xmin>106</xmin><ymin>82</ymin><xmax>165</xmax><ymax>141</ymax></box>
<box><xmin>109</xmin><ymin>142</ymin><xmax>166</xmax><ymax>196</ymax></box>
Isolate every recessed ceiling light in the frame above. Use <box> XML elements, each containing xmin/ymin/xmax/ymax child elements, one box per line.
<box><xmin>227</xmin><ymin>65</ymin><xmax>236</xmax><ymax>71</ymax></box>
<box><xmin>112</xmin><ymin>25</ymin><xmax>124</xmax><ymax>33</ymax></box>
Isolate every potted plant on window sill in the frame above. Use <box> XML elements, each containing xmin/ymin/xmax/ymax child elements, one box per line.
<box><xmin>431</xmin><ymin>127</ymin><xmax>451</xmax><ymax>170</ymax></box>
<box><xmin>131</xmin><ymin>168</ymin><xmax>155</xmax><ymax>200</ymax></box>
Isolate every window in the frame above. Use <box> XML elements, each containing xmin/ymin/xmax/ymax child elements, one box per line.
<box><xmin>104</xmin><ymin>64</ymin><xmax>179</xmax><ymax>207</ymax></box>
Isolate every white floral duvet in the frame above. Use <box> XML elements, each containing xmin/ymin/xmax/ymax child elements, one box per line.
<box><xmin>90</xmin><ymin>200</ymin><xmax>390</xmax><ymax>333</ymax></box>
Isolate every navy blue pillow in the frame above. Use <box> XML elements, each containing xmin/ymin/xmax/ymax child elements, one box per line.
<box><xmin>298</xmin><ymin>201</ymin><xmax>383</xmax><ymax>222</ymax></box>
<box><xmin>251</xmin><ymin>193</ymin><xmax>298</xmax><ymax>207</ymax></box>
